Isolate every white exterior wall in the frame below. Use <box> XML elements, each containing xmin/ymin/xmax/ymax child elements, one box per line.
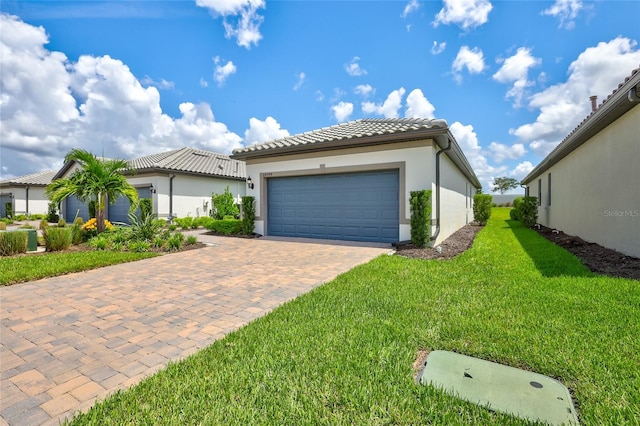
<box><xmin>124</xmin><ymin>174</ymin><xmax>245</xmax><ymax>219</ymax></box>
<box><xmin>437</xmin><ymin>153</ymin><xmax>475</xmax><ymax>245</ymax></box>
<box><xmin>0</xmin><ymin>186</ymin><xmax>49</xmax><ymax>216</ymax></box>
<box><xmin>245</xmin><ymin>141</ymin><xmax>475</xmax><ymax>243</ymax></box>
<box><xmin>528</xmin><ymin>106</ymin><xmax>640</xmax><ymax>258</ymax></box>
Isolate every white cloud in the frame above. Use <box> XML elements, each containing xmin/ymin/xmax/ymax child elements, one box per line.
<box><xmin>431</xmin><ymin>41</ymin><xmax>446</xmax><ymax>55</ymax></box>
<box><xmin>404</xmin><ymin>89</ymin><xmax>435</xmax><ymax>119</ymax></box>
<box><xmin>402</xmin><ymin>0</ymin><xmax>420</xmax><ymax>18</ymax></box>
<box><xmin>450</xmin><ymin>121</ymin><xmax>509</xmax><ymax>191</ymax></box>
<box><xmin>214</xmin><ymin>56</ymin><xmax>237</xmax><ymax>86</ymax></box>
<box><xmin>0</xmin><ymin>14</ymin><xmax>242</xmax><ymax>178</ymax></box>
<box><xmin>488</xmin><ymin>142</ymin><xmax>527</xmax><ymax>163</ymax></box>
<box><xmin>354</xmin><ymin>84</ymin><xmax>375</xmax><ymax>97</ymax></box>
<box><xmin>345</xmin><ymin>56</ymin><xmax>367</xmax><ymax>77</ymax></box>
<box><xmin>493</xmin><ymin>47</ymin><xmax>541</xmax><ymax>106</ymax></box>
<box><xmin>331</xmin><ymin>101</ymin><xmax>354</xmax><ymax>122</ymax></box>
<box><xmin>195</xmin><ymin>0</ymin><xmax>265</xmax><ymax>48</ymax></box>
<box><xmin>452</xmin><ymin>46</ymin><xmax>486</xmax><ymax>83</ymax></box>
<box><xmin>510</xmin><ymin>161</ymin><xmax>534</xmax><ymax>180</ymax></box>
<box><xmin>293</xmin><ymin>72</ymin><xmax>306</xmax><ymax>91</ymax></box>
<box><xmin>199</xmin><ymin>77</ymin><xmax>209</xmax><ymax>87</ymax></box>
<box><xmin>141</xmin><ymin>76</ymin><xmax>175</xmax><ymax>90</ymax></box>
<box><xmin>315</xmin><ymin>90</ymin><xmax>325</xmax><ymax>102</ymax></box>
<box><xmin>542</xmin><ymin>0</ymin><xmax>583</xmax><ymax>30</ymax></box>
<box><xmin>512</xmin><ymin>37</ymin><xmax>640</xmax><ymax>157</ymax></box>
<box><xmin>362</xmin><ymin>87</ymin><xmax>406</xmax><ymax>118</ymax></box>
<box><xmin>244</xmin><ymin>116</ymin><xmax>290</xmax><ymax>145</ymax></box>
<box><xmin>433</xmin><ymin>0</ymin><xmax>493</xmax><ymax>30</ymax></box>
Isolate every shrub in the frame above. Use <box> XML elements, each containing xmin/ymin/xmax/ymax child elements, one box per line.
<box><xmin>212</xmin><ymin>186</ymin><xmax>239</xmax><ymax>219</ymax></box>
<box><xmin>152</xmin><ymin>236</ymin><xmax>166</xmax><ymax>249</ymax></box>
<box><xmin>47</xmin><ymin>202</ymin><xmax>59</xmax><ymax>223</ymax></box>
<box><xmin>82</xmin><ymin>218</ymin><xmax>114</xmax><ymax>232</ymax></box>
<box><xmin>128</xmin><ymin>212</ymin><xmax>162</xmax><ymax>242</ymax></box>
<box><xmin>39</xmin><ymin>219</ymin><xmax>49</xmax><ymax>230</ymax></box>
<box><xmin>241</xmin><ymin>196</ymin><xmax>256</xmax><ymax>235</ymax></box>
<box><xmin>19</xmin><ymin>224</ymin><xmax>35</xmax><ymax>229</ymax></box>
<box><xmin>205</xmin><ymin>219</ymin><xmax>243</xmax><ymax>235</ymax></box>
<box><xmin>186</xmin><ymin>235</ymin><xmax>198</xmax><ymax>245</ymax></box>
<box><xmin>139</xmin><ymin>198</ymin><xmax>152</xmax><ymax>220</ymax></box>
<box><xmin>174</xmin><ymin>217</ymin><xmax>194</xmax><ymax>230</ymax></box>
<box><xmin>5</xmin><ymin>202</ymin><xmax>13</xmax><ymax>219</ymax></box>
<box><xmin>0</xmin><ymin>218</ymin><xmax>14</xmax><ymax>224</ymax></box>
<box><xmin>509</xmin><ymin>208</ymin><xmax>518</xmax><ymax>221</ymax></box>
<box><xmin>167</xmin><ymin>232</ymin><xmax>185</xmax><ymax>251</ymax></box>
<box><xmin>168</xmin><ymin>224</ymin><xmax>177</xmax><ymax>231</ymax></box>
<box><xmin>30</xmin><ymin>213</ymin><xmax>45</xmax><ymax>220</ymax></box>
<box><xmin>58</xmin><ymin>218</ymin><xmax>66</xmax><ymax>228</ymax></box>
<box><xmin>0</xmin><ymin>231</ymin><xmax>28</xmax><ymax>256</ymax></box>
<box><xmin>88</xmin><ymin>235</ymin><xmax>109</xmax><ymax>250</ymax></box>
<box><xmin>512</xmin><ymin>197</ymin><xmax>524</xmax><ymax>221</ymax></box>
<box><xmin>15</xmin><ymin>214</ymin><xmax>29</xmax><ymax>221</ymax></box>
<box><xmin>127</xmin><ymin>240</ymin><xmax>150</xmax><ymax>252</ymax></box>
<box><xmin>473</xmin><ymin>194</ymin><xmax>493</xmax><ymax>225</ymax></box>
<box><xmin>0</xmin><ymin>222</ymin><xmax>5</xmax><ymax>231</ymax></box>
<box><xmin>71</xmin><ymin>222</ymin><xmax>84</xmax><ymax>245</ymax></box>
<box><xmin>409</xmin><ymin>190</ymin><xmax>432</xmax><ymax>247</ymax></box>
<box><xmin>43</xmin><ymin>227</ymin><xmax>72</xmax><ymax>251</ymax></box>
<box><xmin>516</xmin><ymin>196</ymin><xmax>538</xmax><ymax>228</ymax></box>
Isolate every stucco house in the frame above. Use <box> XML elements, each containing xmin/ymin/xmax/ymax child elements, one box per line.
<box><xmin>231</xmin><ymin>118</ymin><xmax>481</xmax><ymax>244</ymax></box>
<box><xmin>0</xmin><ymin>170</ymin><xmax>57</xmax><ymax>218</ymax></box>
<box><xmin>54</xmin><ymin>147</ymin><xmax>246</xmax><ymax>223</ymax></box>
<box><xmin>522</xmin><ymin>66</ymin><xmax>640</xmax><ymax>258</ymax></box>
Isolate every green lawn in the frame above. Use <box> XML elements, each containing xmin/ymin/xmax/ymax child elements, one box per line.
<box><xmin>68</xmin><ymin>208</ymin><xmax>639</xmax><ymax>425</ymax></box>
<box><xmin>0</xmin><ymin>251</ymin><xmax>158</xmax><ymax>286</ymax></box>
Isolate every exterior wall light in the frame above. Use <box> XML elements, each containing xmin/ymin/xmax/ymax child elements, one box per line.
<box><xmin>247</xmin><ymin>177</ymin><xmax>254</xmax><ymax>189</ymax></box>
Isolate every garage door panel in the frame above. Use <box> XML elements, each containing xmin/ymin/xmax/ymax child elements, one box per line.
<box><xmin>108</xmin><ymin>188</ymin><xmax>151</xmax><ymax>224</ymax></box>
<box><xmin>267</xmin><ymin>170</ymin><xmax>399</xmax><ymax>243</ymax></box>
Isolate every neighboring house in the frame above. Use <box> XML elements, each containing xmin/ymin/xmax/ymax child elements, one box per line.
<box><xmin>0</xmin><ymin>170</ymin><xmax>57</xmax><ymax>217</ymax></box>
<box><xmin>53</xmin><ymin>147</ymin><xmax>246</xmax><ymax>223</ymax></box>
<box><xmin>231</xmin><ymin>118</ymin><xmax>481</xmax><ymax>244</ymax></box>
<box><xmin>522</xmin><ymin>66</ymin><xmax>640</xmax><ymax>258</ymax></box>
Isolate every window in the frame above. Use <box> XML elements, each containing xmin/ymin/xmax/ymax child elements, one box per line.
<box><xmin>547</xmin><ymin>173</ymin><xmax>551</xmax><ymax>206</ymax></box>
<box><xmin>537</xmin><ymin>179</ymin><xmax>542</xmax><ymax>206</ymax></box>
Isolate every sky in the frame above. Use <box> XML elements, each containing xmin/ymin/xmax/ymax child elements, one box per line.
<box><xmin>1</xmin><ymin>0</ymin><xmax>639</xmax><ymax>193</ymax></box>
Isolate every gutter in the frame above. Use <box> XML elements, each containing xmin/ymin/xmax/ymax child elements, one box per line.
<box><xmin>431</xmin><ymin>135</ymin><xmax>452</xmax><ymax>242</ymax></box>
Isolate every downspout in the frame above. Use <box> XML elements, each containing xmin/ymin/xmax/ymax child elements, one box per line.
<box><xmin>169</xmin><ymin>173</ymin><xmax>176</xmax><ymax>221</ymax></box>
<box><xmin>25</xmin><ymin>186</ymin><xmax>30</xmax><ymax>216</ymax></box>
<box><xmin>431</xmin><ymin>136</ymin><xmax>452</xmax><ymax>242</ymax></box>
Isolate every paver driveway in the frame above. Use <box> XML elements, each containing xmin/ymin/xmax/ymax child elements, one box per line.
<box><xmin>0</xmin><ymin>234</ymin><xmax>391</xmax><ymax>425</ymax></box>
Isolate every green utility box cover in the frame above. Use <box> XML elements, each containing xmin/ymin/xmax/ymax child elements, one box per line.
<box><xmin>418</xmin><ymin>350</ymin><xmax>579</xmax><ymax>425</ymax></box>
<box><xmin>24</xmin><ymin>229</ymin><xmax>38</xmax><ymax>252</ymax></box>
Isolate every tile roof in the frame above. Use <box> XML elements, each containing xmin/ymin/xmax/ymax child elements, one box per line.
<box><xmin>232</xmin><ymin>118</ymin><xmax>449</xmax><ymax>156</ymax></box>
<box><xmin>0</xmin><ymin>170</ymin><xmax>57</xmax><ymax>186</ymax></box>
<box><xmin>128</xmin><ymin>147</ymin><xmax>246</xmax><ymax>179</ymax></box>
<box><xmin>522</xmin><ymin>64</ymin><xmax>640</xmax><ymax>184</ymax></box>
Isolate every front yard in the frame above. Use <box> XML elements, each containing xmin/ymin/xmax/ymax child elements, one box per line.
<box><xmin>67</xmin><ymin>208</ymin><xmax>639</xmax><ymax>424</ymax></box>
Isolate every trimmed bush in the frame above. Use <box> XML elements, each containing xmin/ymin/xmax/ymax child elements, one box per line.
<box><xmin>212</xmin><ymin>186</ymin><xmax>239</xmax><ymax>219</ymax></box>
<box><xmin>0</xmin><ymin>231</ymin><xmax>28</xmax><ymax>256</ymax></box>
<box><xmin>43</xmin><ymin>227</ymin><xmax>72</xmax><ymax>251</ymax></box>
<box><xmin>517</xmin><ymin>196</ymin><xmax>539</xmax><ymax>228</ymax></box>
<box><xmin>174</xmin><ymin>217</ymin><xmax>194</xmax><ymax>230</ymax></box>
<box><xmin>205</xmin><ymin>219</ymin><xmax>243</xmax><ymax>235</ymax></box>
<box><xmin>473</xmin><ymin>194</ymin><xmax>493</xmax><ymax>225</ymax></box>
<box><xmin>509</xmin><ymin>208</ymin><xmax>518</xmax><ymax>221</ymax></box>
<box><xmin>241</xmin><ymin>196</ymin><xmax>256</xmax><ymax>235</ymax></box>
<box><xmin>409</xmin><ymin>190</ymin><xmax>432</xmax><ymax>247</ymax></box>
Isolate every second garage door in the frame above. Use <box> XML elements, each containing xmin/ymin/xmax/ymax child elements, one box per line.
<box><xmin>267</xmin><ymin>170</ymin><xmax>399</xmax><ymax>243</ymax></box>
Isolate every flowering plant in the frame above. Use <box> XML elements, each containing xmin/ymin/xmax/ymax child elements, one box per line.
<box><xmin>81</xmin><ymin>218</ymin><xmax>114</xmax><ymax>231</ymax></box>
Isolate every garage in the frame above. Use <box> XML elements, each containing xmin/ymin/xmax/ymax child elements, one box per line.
<box><xmin>267</xmin><ymin>170</ymin><xmax>399</xmax><ymax>243</ymax></box>
<box><xmin>65</xmin><ymin>196</ymin><xmax>89</xmax><ymax>222</ymax></box>
<box><xmin>108</xmin><ymin>187</ymin><xmax>151</xmax><ymax>224</ymax></box>
<box><xmin>0</xmin><ymin>194</ymin><xmax>11</xmax><ymax>218</ymax></box>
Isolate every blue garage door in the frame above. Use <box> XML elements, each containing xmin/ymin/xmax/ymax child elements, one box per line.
<box><xmin>108</xmin><ymin>187</ymin><xmax>151</xmax><ymax>224</ymax></box>
<box><xmin>1</xmin><ymin>195</ymin><xmax>12</xmax><ymax>218</ymax></box>
<box><xmin>66</xmin><ymin>196</ymin><xmax>89</xmax><ymax>222</ymax></box>
<box><xmin>268</xmin><ymin>170</ymin><xmax>399</xmax><ymax>243</ymax></box>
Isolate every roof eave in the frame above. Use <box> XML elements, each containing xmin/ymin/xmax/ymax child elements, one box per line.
<box><xmin>522</xmin><ymin>72</ymin><xmax>640</xmax><ymax>185</ymax></box>
<box><xmin>125</xmin><ymin>167</ymin><xmax>246</xmax><ymax>181</ymax></box>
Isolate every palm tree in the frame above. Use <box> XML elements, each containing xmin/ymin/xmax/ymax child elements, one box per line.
<box><xmin>46</xmin><ymin>149</ymin><xmax>139</xmax><ymax>233</ymax></box>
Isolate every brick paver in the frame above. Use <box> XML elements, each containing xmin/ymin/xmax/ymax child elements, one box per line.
<box><xmin>0</xmin><ymin>233</ymin><xmax>391</xmax><ymax>425</ymax></box>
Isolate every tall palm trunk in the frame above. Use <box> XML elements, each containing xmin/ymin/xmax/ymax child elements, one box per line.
<box><xmin>96</xmin><ymin>192</ymin><xmax>107</xmax><ymax>233</ymax></box>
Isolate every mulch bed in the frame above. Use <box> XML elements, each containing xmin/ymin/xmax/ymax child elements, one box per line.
<box><xmin>202</xmin><ymin>231</ymin><xmax>261</xmax><ymax>239</ymax></box>
<box><xmin>534</xmin><ymin>225</ymin><xmax>640</xmax><ymax>280</ymax></box>
<box><xmin>395</xmin><ymin>222</ymin><xmax>640</xmax><ymax>281</ymax></box>
<box><xmin>395</xmin><ymin>223</ymin><xmax>484</xmax><ymax>260</ymax></box>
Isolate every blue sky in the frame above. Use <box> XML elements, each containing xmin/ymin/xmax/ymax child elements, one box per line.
<box><xmin>1</xmin><ymin>0</ymin><xmax>639</xmax><ymax>192</ymax></box>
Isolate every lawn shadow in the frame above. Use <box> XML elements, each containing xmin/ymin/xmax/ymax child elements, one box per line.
<box><xmin>505</xmin><ymin>219</ymin><xmax>593</xmax><ymax>278</ymax></box>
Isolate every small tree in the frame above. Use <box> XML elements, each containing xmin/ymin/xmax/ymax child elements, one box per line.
<box><xmin>211</xmin><ymin>186</ymin><xmax>239</xmax><ymax>219</ymax></box>
<box><xmin>491</xmin><ymin>177</ymin><xmax>520</xmax><ymax>194</ymax></box>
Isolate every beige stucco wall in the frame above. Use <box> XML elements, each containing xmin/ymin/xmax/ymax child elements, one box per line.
<box><xmin>0</xmin><ymin>186</ymin><xmax>49</xmax><ymax>216</ymax></box>
<box><xmin>245</xmin><ymin>140</ymin><xmax>475</xmax><ymax>243</ymax></box>
<box><xmin>528</xmin><ymin>105</ymin><xmax>640</xmax><ymax>258</ymax></box>
<box><xmin>437</xmin><ymin>153</ymin><xmax>475</xmax><ymax>244</ymax></box>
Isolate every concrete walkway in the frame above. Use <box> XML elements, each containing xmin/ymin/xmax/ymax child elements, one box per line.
<box><xmin>0</xmin><ymin>233</ymin><xmax>392</xmax><ymax>425</ymax></box>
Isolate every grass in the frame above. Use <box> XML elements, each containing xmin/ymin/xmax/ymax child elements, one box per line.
<box><xmin>0</xmin><ymin>251</ymin><xmax>158</xmax><ymax>286</ymax></box>
<box><xmin>67</xmin><ymin>208</ymin><xmax>639</xmax><ymax>425</ymax></box>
